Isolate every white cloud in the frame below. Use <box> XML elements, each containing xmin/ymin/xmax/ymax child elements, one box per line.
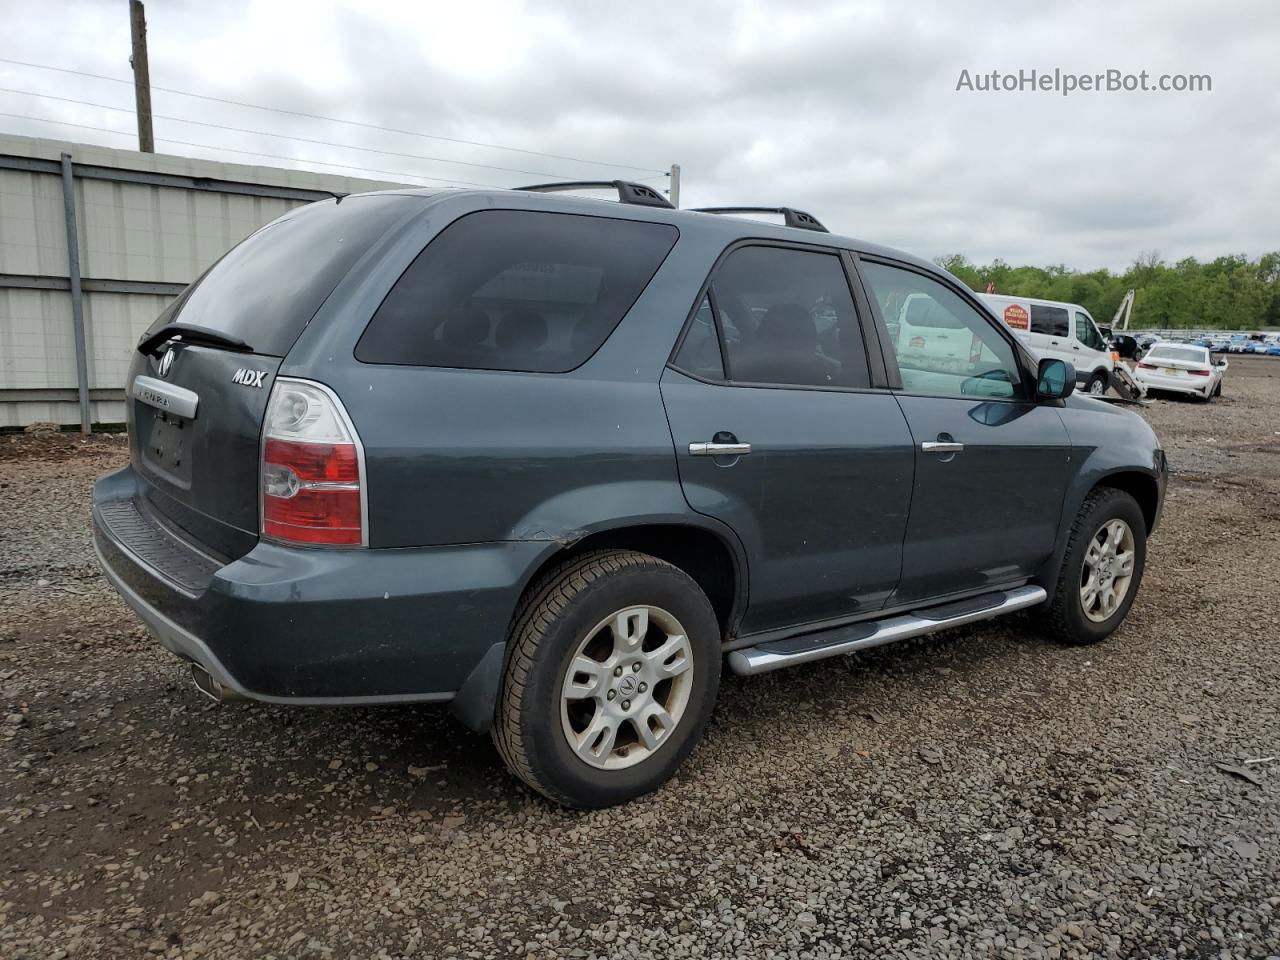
<box><xmin>1</xmin><ymin>0</ymin><xmax>1275</xmax><ymax>269</ymax></box>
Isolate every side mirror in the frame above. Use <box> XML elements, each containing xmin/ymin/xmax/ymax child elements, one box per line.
<box><xmin>1036</xmin><ymin>358</ymin><xmax>1076</xmax><ymax>400</ymax></box>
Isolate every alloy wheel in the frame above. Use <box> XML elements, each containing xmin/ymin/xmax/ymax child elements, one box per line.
<box><xmin>1080</xmin><ymin>518</ymin><xmax>1136</xmax><ymax>622</ymax></box>
<box><xmin>560</xmin><ymin>605</ymin><xmax>694</xmax><ymax>770</ymax></box>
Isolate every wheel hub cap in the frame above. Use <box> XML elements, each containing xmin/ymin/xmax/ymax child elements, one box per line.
<box><xmin>560</xmin><ymin>605</ymin><xmax>694</xmax><ymax>771</ymax></box>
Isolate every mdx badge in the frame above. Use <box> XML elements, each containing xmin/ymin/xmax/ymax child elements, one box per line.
<box><xmin>232</xmin><ymin>368</ymin><xmax>266</xmax><ymax>388</ymax></box>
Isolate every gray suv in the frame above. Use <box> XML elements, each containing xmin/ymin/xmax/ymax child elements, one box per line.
<box><xmin>93</xmin><ymin>182</ymin><xmax>1166</xmax><ymax>807</ymax></box>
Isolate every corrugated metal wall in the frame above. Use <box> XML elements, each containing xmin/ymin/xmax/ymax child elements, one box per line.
<box><xmin>0</xmin><ymin>134</ymin><xmax>408</xmax><ymax>428</ymax></box>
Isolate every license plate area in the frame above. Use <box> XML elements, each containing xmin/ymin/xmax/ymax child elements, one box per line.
<box><xmin>1163</xmin><ymin>367</ymin><xmax>1180</xmax><ymax>375</ymax></box>
<box><xmin>141</xmin><ymin>409</ymin><xmax>194</xmax><ymax>488</ymax></box>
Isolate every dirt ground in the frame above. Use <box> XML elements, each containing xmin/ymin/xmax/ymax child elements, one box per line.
<box><xmin>2</xmin><ymin>358</ymin><xmax>1278</xmax><ymax>959</ymax></box>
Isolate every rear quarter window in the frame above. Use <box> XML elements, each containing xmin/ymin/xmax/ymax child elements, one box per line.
<box><xmin>356</xmin><ymin>210</ymin><xmax>678</xmax><ymax>372</ymax></box>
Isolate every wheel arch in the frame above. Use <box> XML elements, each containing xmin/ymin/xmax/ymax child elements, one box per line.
<box><xmin>450</xmin><ymin>519</ymin><xmax>747</xmax><ymax>734</ymax></box>
<box><xmin>514</xmin><ymin>521</ymin><xmax>747</xmax><ymax>640</ymax></box>
<box><xmin>1093</xmin><ymin>469</ymin><xmax>1161</xmax><ymax>533</ymax></box>
<box><xmin>1033</xmin><ymin>465</ymin><xmax>1163</xmax><ymax>603</ymax></box>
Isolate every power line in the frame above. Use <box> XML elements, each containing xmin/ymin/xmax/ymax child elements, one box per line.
<box><xmin>0</xmin><ymin>87</ymin><xmax>598</xmax><ymax>180</ymax></box>
<box><xmin>0</xmin><ymin>57</ymin><xmax>666</xmax><ymax>175</ymax></box>
<box><xmin>0</xmin><ymin>112</ymin><xmax>502</xmax><ymax>188</ymax></box>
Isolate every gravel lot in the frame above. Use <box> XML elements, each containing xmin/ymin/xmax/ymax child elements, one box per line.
<box><xmin>3</xmin><ymin>357</ymin><xmax>1279</xmax><ymax>959</ymax></box>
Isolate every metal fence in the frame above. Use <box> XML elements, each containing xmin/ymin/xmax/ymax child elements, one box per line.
<box><xmin>0</xmin><ymin>134</ymin><xmax>405</xmax><ymax>430</ymax></box>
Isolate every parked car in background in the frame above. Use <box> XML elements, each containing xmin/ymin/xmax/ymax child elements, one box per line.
<box><xmin>91</xmin><ymin>183</ymin><xmax>1168</xmax><ymax>807</ymax></box>
<box><xmin>1134</xmin><ymin>342</ymin><xmax>1227</xmax><ymax>400</ymax></box>
<box><xmin>1227</xmin><ymin>335</ymin><xmax>1249</xmax><ymax>353</ymax></box>
<box><xmin>1247</xmin><ymin>340</ymin><xmax>1270</xmax><ymax>354</ymax></box>
<box><xmin>978</xmin><ymin>293</ymin><xmax>1115</xmax><ymax>395</ymax></box>
<box><xmin>1109</xmin><ymin>334</ymin><xmax>1139</xmax><ymax>360</ymax></box>
<box><xmin>1267</xmin><ymin>343</ymin><xmax>1280</xmax><ymax>357</ymax></box>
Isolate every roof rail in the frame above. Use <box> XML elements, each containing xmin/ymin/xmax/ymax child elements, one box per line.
<box><xmin>514</xmin><ymin>180</ymin><xmax>674</xmax><ymax>209</ymax></box>
<box><xmin>691</xmin><ymin>206</ymin><xmax>828</xmax><ymax>233</ymax></box>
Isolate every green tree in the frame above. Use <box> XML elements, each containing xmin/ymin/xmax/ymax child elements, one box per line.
<box><xmin>934</xmin><ymin>250</ymin><xmax>1280</xmax><ymax>330</ymax></box>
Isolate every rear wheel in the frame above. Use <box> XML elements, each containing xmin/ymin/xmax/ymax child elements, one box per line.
<box><xmin>1041</xmin><ymin>488</ymin><xmax>1147</xmax><ymax>645</ymax></box>
<box><xmin>493</xmin><ymin>550</ymin><xmax>721</xmax><ymax>808</ymax></box>
<box><xmin>1085</xmin><ymin>371</ymin><xmax>1109</xmax><ymax>396</ymax></box>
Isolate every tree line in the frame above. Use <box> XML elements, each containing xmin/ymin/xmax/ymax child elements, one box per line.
<box><xmin>934</xmin><ymin>252</ymin><xmax>1280</xmax><ymax>330</ymax></box>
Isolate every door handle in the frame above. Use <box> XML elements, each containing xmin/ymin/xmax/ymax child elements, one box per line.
<box><xmin>921</xmin><ymin>441</ymin><xmax>964</xmax><ymax>454</ymax></box>
<box><xmin>690</xmin><ymin>442</ymin><xmax>752</xmax><ymax>456</ymax></box>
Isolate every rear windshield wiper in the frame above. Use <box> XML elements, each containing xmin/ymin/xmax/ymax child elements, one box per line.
<box><xmin>138</xmin><ymin>323</ymin><xmax>252</xmax><ymax>357</ymax></box>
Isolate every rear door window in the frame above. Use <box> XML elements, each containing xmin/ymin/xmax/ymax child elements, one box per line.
<box><xmin>1029</xmin><ymin>304</ymin><xmax>1070</xmax><ymax>337</ymax></box>
<box><xmin>356</xmin><ymin>210</ymin><xmax>678</xmax><ymax>372</ymax></box>
<box><xmin>707</xmin><ymin>246</ymin><xmax>869</xmax><ymax>389</ymax></box>
<box><xmin>152</xmin><ymin>195</ymin><xmax>418</xmax><ymax>357</ymax></box>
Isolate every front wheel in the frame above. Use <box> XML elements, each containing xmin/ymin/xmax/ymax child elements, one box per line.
<box><xmin>1041</xmin><ymin>488</ymin><xmax>1147</xmax><ymax>645</ymax></box>
<box><xmin>493</xmin><ymin>550</ymin><xmax>721</xmax><ymax>808</ymax></box>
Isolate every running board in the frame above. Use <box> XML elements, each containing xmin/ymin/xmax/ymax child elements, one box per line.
<box><xmin>728</xmin><ymin>585</ymin><xmax>1048</xmax><ymax>676</ymax></box>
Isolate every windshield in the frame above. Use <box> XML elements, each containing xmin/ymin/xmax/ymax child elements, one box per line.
<box><xmin>1147</xmin><ymin>346</ymin><xmax>1209</xmax><ymax>364</ymax></box>
<box><xmin>146</xmin><ymin>195</ymin><xmax>419</xmax><ymax>356</ymax></box>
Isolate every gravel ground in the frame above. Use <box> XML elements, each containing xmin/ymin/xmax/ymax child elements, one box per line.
<box><xmin>2</xmin><ymin>357</ymin><xmax>1279</xmax><ymax>959</ymax></box>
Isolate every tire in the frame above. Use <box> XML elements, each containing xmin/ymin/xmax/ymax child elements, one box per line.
<box><xmin>1085</xmin><ymin>371</ymin><xmax>1109</xmax><ymax>396</ymax></box>
<box><xmin>1213</xmin><ymin>381</ymin><xmax>1223</xmax><ymax>398</ymax></box>
<box><xmin>1040</xmin><ymin>488</ymin><xmax>1147</xmax><ymax>645</ymax></box>
<box><xmin>493</xmin><ymin>549</ymin><xmax>721</xmax><ymax>808</ymax></box>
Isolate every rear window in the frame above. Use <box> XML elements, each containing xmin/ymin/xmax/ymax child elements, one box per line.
<box><xmin>355</xmin><ymin>210</ymin><xmax>678</xmax><ymax>372</ymax></box>
<box><xmin>1147</xmin><ymin>346</ymin><xmax>1209</xmax><ymax>364</ymax></box>
<box><xmin>153</xmin><ymin>195</ymin><xmax>417</xmax><ymax>356</ymax></box>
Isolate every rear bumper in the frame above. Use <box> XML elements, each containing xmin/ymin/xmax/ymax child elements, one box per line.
<box><xmin>1133</xmin><ymin>371</ymin><xmax>1213</xmax><ymax>396</ymax></box>
<box><xmin>93</xmin><ymin>466</ymin><xmax>547</xmax><ymax>704</ymax></box>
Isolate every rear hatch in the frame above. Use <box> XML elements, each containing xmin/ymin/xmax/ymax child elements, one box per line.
<box><xmin>127</xmin><ymin>194</ymin><xmax>418</xmax><ymax>560</ymax></box>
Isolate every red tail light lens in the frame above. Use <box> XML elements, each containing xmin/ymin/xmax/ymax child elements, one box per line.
<box><xmin>261</xmin><ymin>380</ymin><xmax>365</xmax><ymax>547</ymax></box>
<box><xmin>1137</xmin><ymin>362</ymin><xmax>1157</xmax><ymax>369</ymax></box>
<box><xmin>1187</xmin><ymin>368</ymin><xmax>1211</xmax><ymax>377</ymax></box>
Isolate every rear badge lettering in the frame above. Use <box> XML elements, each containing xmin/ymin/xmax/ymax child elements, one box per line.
<box><xmin>232</xmin><ymin>368</ymin><xmax>266</xmax><ymax>388</ymax></box>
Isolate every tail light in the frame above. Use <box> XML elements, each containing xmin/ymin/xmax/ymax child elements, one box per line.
<box><xmin>1110</xmin><ymin>351</ymin><xmax>1121</xmax><ymax>363</ymax></box>
<box><xmin>261</xmin><ymin>379</ymin><xmax>366</xmax><ymax>547</ymax></box>
<box><xmin>1188</xmin><ymin>368</ymin><xmax>1211</xmax><ymax>377</ymax></box>
<box><xmin>1137</xmin><ymin>362</ymin><xmax>1157</xmax><ymax>370</ymax></box>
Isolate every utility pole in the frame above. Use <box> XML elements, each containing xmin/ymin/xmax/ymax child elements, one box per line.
<box><xmin>59</xmin><ymin>154</ymin><xmax>92</xmax><ymax>434</ymax></box>
<box><xmin>668</xmin><ymin>163</ymin><xmax>680</xmax><ymax>208</ymax></box>
<box><xmin>129</xmin><ymin>0</ymin><xmax>154</xmax><ymax>152</ymax></box>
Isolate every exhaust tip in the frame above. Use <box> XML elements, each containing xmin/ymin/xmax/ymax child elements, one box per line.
<box><xmin>190</xmin><ymin>662</ymin><xmax>230</xmax><ymax>703</ymax></box>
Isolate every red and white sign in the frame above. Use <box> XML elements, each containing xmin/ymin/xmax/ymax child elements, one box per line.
<box><xmin>1003</xmin><ymin>304</ymin><xmax>1029</xmax><ymax>330</ymax></box>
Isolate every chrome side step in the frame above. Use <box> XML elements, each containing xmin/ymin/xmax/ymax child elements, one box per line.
<box><xmin>728</xmin><ymin>584</ymin><xmax>1048</xmax><ymax>676</ymax></box>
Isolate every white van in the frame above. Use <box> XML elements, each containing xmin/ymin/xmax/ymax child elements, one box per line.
<box><xmin>977</xmin><ymin>294</ymin><xmax>1115</xmax><ymax>395</ymax></box>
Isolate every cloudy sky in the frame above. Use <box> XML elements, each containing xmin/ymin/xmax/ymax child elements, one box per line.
<box><xmin>3</xmin><ymin>0</ymin><xmax>1277</xmax><ymax>270</ymax></box>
